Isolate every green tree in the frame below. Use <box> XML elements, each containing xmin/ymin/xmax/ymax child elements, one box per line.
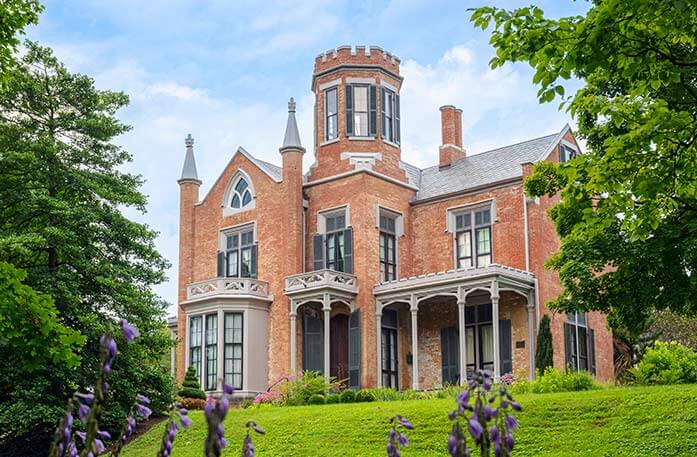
<box><xmin>470</xmin><ymin>1</ymin><xmax>697</xmax><ymax>334</ymax></box>
<box><xmin>179</xmin><ymin>365</ymin><xmax>206</xmax><ymax>400</ymax></box>
<box><xmin>0</xmin><ymin>42</ymin><xmax>173</xmax><ymax>454</ymax></box>
<box><xmin>535</xmin><ymin>315</ymin><xmax>554</xmax><ymax>373</ymax></box>
<box><xmin>0</xmin><ymin>0</ymin><xmax>42</xmax><ymax>74</ymax></box>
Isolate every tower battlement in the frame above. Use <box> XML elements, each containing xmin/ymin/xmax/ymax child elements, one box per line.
<box><xmin>313</xmin><ymin>45</ymin><xmax>401</xmax><ymax>76</ymax></box>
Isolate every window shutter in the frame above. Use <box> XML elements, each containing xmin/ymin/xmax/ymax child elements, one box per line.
<box><xmin>312</xmin><ymin>234</ymin><xmax>325</xmax><ymax>271</ymax></box>
<box><xmin>348</xmin><ymin>310</ymin><xmax>361</xmax><ymax>388</ymax></box>
<box><xmin>345</xmin><ymin>85</ymin><xmax>354</xmax><ymax>136</ymax></box>
<box><xmin>499</xmin><ymin>319</ymin><xmax>512</xmax><ymax>375</ymax></box>
<box><xmin>380</xmin><ymin>87</ymin><xmax>387</xmax><ymax>139</ymax></box>
<box><xmin>395</xmin><ymin>94</ymin><xmax>401</xmax><ymax>144</ymax></box>
<box><xmin>369</xmin><ymin>85</ymin><xmax>377</xmax><ymax>137</ymax></box>
<box><xmin>564</xmin><ymin>323</ymin><xmax>574</xmax><ymax>370</ymax></box>
<box><xmin>217</xmin><ymin>251</ymin><xmax>225</xmax><ymax>277</ymax></box>
<box><xmin>440</xmin><ymin>327</ymin><xmax>460</xmax><ymax>385</ymax></box>
<box><xmin>250</xmin><ymin>245</ymin><xmax>258</xmax><ymax>278</ymax></box>
<box><xmin>588</xmin><ymin>328</ymin><xmax>596</xmax><ymax>375</ymax></box>
<box><xmin>303</xmin><ymin>313</ymin><xmax>324</xmax><ymax>373</ymax></box>
<box><xmin>343</xmin><ymin>227</ymin><xmax>353</xmax><ymax>274</ymax></box>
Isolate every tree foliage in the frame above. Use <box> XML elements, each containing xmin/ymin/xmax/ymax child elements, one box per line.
<box><xmin>535</xmin><ymin>315</ymin><xmax>554</xmax><ymax>373</ymax></box>
<box><xmin>179</xmin><ymin>365</ymin><xmax>206</xmax><ymax>400</ymax></box>
<box><xmin>471</xmin><ymin>1</ymin><xmax>697</xmax><ymax>333</ymax></box>
<box><xmin>0</xmin><ymin>0</ymin><xmax>42</xmax><ymax>74</ymax></box>
<box><xmin>0</xmin><ymin>42</ymin><xmax>173</xmax><ymax>454</ymax></box>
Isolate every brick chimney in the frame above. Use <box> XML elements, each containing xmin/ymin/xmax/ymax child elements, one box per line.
<box><xmin>439</xmin><ymin>105</ymin><xmax>466</xmax><ymax>168</ymax></box>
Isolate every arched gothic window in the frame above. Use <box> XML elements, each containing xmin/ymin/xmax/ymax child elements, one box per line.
<box><xmin>230</xmin><ymin>175</ymin><xmax>253</xmax><ymax>209</ymax></box>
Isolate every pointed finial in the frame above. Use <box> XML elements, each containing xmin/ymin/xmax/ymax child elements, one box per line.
<box><xmin>280</xmin><ymin>97</ymin><xmax>305</xmax><ymax>154</ymax></box>
<box><xmin>179</xmin><ymin>133</ymin><xmax>201</xmax><ymax>185</ymax></box>
<box><xmin>185</xmin><ymin>133</ymin><xmax>194</xmax><ymax>148</ymax></box>
<box><xmin>288</xmin><ymin>97</ymin><xmax>296</xmax><ymax>113</ymax></box>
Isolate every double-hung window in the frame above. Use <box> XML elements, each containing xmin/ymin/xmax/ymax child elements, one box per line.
<box><xmin>325</xmin><ymin>87</ymin><xmax>338</xmax><ymax>141</ymax></box>
<box><xmin>381</xmin><ymin>87</ymin><xmax>400</xmax><ymax>144</ymax></box>
<box><xmin>559</xmin><ymin>144</ymin><xmax>577</xmax><ymax>163</ymax></box>
<box><xmin>379</xmin><ymin>212</ymin><xmax>397</xmax><ymax>282</ymax></box>
<box><xmin>455</xmin><ymin>207</ymin><xmax>492</xmax><ymax>268</ymax></box>
<box><xmin>346</xmin><ymin>85</ymin><xmax>376</xmax><ymax>137</ymax></box>
<box><xmin>224</xmin><ymin>313</ymin><xmax>243</xmax><ymax>390</ymax></box>
<box><xmin>224</xmin><ymin>228</ymin><xmax>255</xmax><ymax>278</ymax></box>
<box><xmin>189</xmin><ymin>316</ymin><xmax>202</xmax><ymax>378</ymax></box>
<box><xmin>204</xmin><ymin>314</ymin><xmax>217</xmax><ymax>391</ymax></box>
<box><xmin>325</xmin><ymin>211</ymin><xmax>347</xmax><ymax>272</ymax></box>
<box><xmin>564</xmin><ymin>312</ymin><xmax>596</xmax><ymax>373</ymax></box>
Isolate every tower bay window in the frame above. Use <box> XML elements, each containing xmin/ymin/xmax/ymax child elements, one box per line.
<box><xmin>325</xmin><ymin>87</ymin><xmax>338</xmax><ymax>141</ymax></box>
<box><xmin>454</xmin><ymin>207</ymin><xmax>492</xmax><ymax>268</ymax></box>
<box><xmin>379</xmin><ymin>211</ymin><xmax>397</xmax><ymax>282</ymax></box>
<box><xmin>224</xmin><ymin>313</ymin><xmax>243</xmax><ymax>390</ymax></box>
<box><xmin>189</xmin><ymin>316</ymin><xmax>202</xmax><ymax>378</ymax></box>
<box><xmin>205</xmin><ymin>314</ymin><xmax>217</xmax><ymax>391</ymax></box>
<box><xmin>346</xmin><ymin>85</ymin><xmax>376</xmax><ymax>137</ymax></box>
<box><xmin>381</xmin><ymin>87</ymin><xmax>401</xmax><ymax>144</ymax></box>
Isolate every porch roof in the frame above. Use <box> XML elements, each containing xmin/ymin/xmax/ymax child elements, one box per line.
<box><xmin>373</xmin><ymin>264</ymin><xmax>535</xmax><ymax>306</ymax></box>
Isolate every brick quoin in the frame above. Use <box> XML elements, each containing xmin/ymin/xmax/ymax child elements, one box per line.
<box><xmin>175</xmin><ymin>45</ymin><xmax>614</xmax><ymax>395</ymax></box>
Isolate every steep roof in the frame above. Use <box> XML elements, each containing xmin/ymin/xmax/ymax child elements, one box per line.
<box><xmin>408</xmin><ymin>126</ymin><xmax>568</xmax><ymax>201</ymax></box>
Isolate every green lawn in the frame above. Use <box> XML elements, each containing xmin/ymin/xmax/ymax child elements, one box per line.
<box><xmin>122</xmin><ymin>385</ymin><xmax>697</xmax><ymax>456</ymax></box>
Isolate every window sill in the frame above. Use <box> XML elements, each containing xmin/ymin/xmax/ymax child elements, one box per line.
<box><xmin>348</xmin><ymin>136</ymin><xmax>376</xmax><ymax>141</ymax></box>
<box><xmin>383</xmin><ymin>139</ymin><xmax>401</xmax><ymax>149</ymax></box>
<box><xmin>320</xmin><ymin>137</ymin><xmax>340</xmax><ymax>147</ymax></box>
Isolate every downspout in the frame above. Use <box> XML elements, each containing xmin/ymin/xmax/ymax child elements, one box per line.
<box><xmin>523</xmin><ymin>192</ymin><xmax>530</xmax><ymax>272</ymax></box>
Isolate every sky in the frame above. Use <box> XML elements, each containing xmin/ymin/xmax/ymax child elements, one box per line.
<box><xmin>27</xmin><ymin>0</ymin><xmax>589</xmax><ymax>314</ymax></box>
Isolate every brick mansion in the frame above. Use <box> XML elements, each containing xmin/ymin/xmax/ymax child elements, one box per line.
<box><xmin>173</xmin><ymin>45</ymin><xmax>613</xmax><ymax>397</ymax></box>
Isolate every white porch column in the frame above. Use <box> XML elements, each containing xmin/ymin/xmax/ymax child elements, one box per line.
<box><xmin>527</xmin><ymin>291</ymin><xmax>536</xmax><ymax>380</ymax></box>
<box><xmin>290</xmin><ymin>299</ymin><xmax>297</xmax><ymax>374</ymax></box>
<box><xmin>322</xmin><ymin>292</ymin><xmax>331</xmax><ymax>382</ymax></box>
<box><xmin>376</xmin><ymin>301</ymin><xmax>383</xmax><ymax>388</ymax></box>
<box><xmin>410</xmin><ymin>294</ymin><xmax>419</xmax><ymax>390</ymax></box>
<box><xmin>457</xmin><ymin>290</ymin><xmax>467</xmax><ymax>385</ymax></box>
<box><xmin>491</xmin><ymin>279</ymin><xmax>501</xmax><ymax>380</ymax></box>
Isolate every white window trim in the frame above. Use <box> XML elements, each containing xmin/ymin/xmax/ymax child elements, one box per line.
<box><xmin>448</xmin><ymin>201</ymin><xmax>495</xmax><ymax>269</ymax></box>
<box><xmin>218</xmin><ymin>221</ymin><xmax>257</xmax><ymax>252</ymax></box>
<box><xmin>222</xmin><ymin>170</ymin><xmax>256</xmax><ymax>216</ymax></box>
<box><xmin>380</xmin><ymin>80</ymin><xmax>398</xmax><ymax>92</ymax></box>
<box><xmin>346</xmin><ymin>76</ymin><xmax>376</xmax><ymax>84</ymax></box>
<box><xmin>317</xmin><ymin>205</ymin><xmax>350</xmax><ymax>234</ymax></box>
<box><xmin>318</xmin><ymin>78</ymin><xmax>341</xmax><ymax>91</ymax></box>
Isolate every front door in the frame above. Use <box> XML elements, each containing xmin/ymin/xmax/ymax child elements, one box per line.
<box><xmin>330</xmin><ymin>314</ymin><xmax>349</xmax><ymax>382</ymax></box>
<box><xmin>441</xmin><ymin>327</ymin><xmax>460</xmax><ymax>385</ymax></box>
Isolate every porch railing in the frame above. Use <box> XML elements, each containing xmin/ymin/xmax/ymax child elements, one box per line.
<box><xmin>186</xmin><ymin>277</ymin><xmax>270</xmax><ymax>300</ymax></box>
<box><xmin>284</xmin><ymin>269</ymin><xmax>358</xmax><ymax>294</ymax></box>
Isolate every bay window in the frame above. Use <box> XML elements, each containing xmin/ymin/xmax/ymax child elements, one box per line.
<box><xmin>346</xmin><ymin>85</ymin><xmax>376</xmax><ymax>137</ymax></box>
<box><xmin>224</xmin><ymin>313</ymin><xmax>243</xmax><ymax>390</ymax></box>
<box><xmin>325</xmin><ymin>87</ymin><xmax>338</xmax><ymax>141</ymax></box>
<box><xmin>381</xmin><ymin>87</ymin><xmax>401</xmax><ymax>144</ymax></box>
<box><xmin>205</xmin><ymin>314</ymin><xmax>217</xmax><ymax>390</ymax></box>
<box><xmin>189</xmin><ymin>316</ymin><xmax>202</xmax><ymax>378</ymax></box>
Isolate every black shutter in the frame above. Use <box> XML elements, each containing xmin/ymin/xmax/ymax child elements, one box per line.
<box><xmin>380</xmin><ymin>87</ymin><xmax>387</xmax><ymax>139</ymax></box>
<box><xmin>303</xmin><ymin>313</ymin><xmax>324</xmax><ymax>373</ymax></box>
<box><xmin>369</xmin><ymin>85</ymin><xmax>377</xmax><ymax>137</ymax></box>
<box><xmin>217</xmin><ymin>251</ymin><xmax>225</xmax><ymax>277</ymax></box>
<box><xmin>250</xmin><ymin>245</ymin><xmax>258</xmax><ymax>278</ymax></box>
<box><xmin>441</xmin><ymin>327</ymin><xmax>459</xmax><ymax>385</ymax></box>
<box><xmin>312</xmin><ymin>234</ymin><xmax>325</xmax><ymax>271</ymax></box>
<box><xmin>395</xmin><ymin>94</ymin><xmax>401</xmax><ymax>144</ymax></box>
<box><xmin>348</xmin><ymin>310</ymin><xmax>361</xmax><ymax>388</ymax></box>
<box><xmin>564</xmin><ymin>323</ymin><xmax>574</xmax><ymax>370</ymax></box>
<box><xmin>499</xmin><ymin>319</ymin><xmax>512</xmax><ymax>375</ymax></box>
<box><xmin>343</xmin><ymin>227</ymin><xmax>353</xmax><ymax>274</ymax></box>
<box><xmin>345</xmin><ymin>85</ymin><xmax>353</xmax><ymax>136</ymax></box>
<box><xmin>588</xmin><ymin>328</ymin><xmax>596</xmax><ymax>375</ymax></box>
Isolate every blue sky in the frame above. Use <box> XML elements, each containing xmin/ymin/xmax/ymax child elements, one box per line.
<box><xmin>27</xmin><ymin>0</ymin><xmax>588</xmax><ymax>313</ymax></box>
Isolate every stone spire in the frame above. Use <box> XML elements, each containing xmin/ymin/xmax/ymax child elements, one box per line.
<box><xmin>279</xmin><ymin>97</ymin><xmax>305</xmax><ymax>154</ymax></box>
<box><xmin>179</xmin><ymin>134</ymin><xmax>201</xmax><ymax>184</ymax></box>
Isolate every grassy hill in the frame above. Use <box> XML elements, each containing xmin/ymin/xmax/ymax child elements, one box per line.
<box><xmin>122</xmin><ymin>384</ymin><xmax>697</xmax><ymax>456</ymax></box>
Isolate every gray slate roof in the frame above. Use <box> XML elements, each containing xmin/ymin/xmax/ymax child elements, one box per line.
<box><xmin>411</xmin><ymin>130</ymin><xmax>563</xmax><ymax>201</ymax></box>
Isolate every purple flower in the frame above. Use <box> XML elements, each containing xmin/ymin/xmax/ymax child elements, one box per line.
<box><xmin>120</xmin><ymin>319</ymin><xmax>140</xmax><ymax>342</ymax></box>
<box><xmin>136</xmin><ymin>403</ymin><xmax>152</xmax><ymax>420</ymax></box>
<box><xmin>468</xmin><ymin>417</ymin><xmax>483</xmax><ymax>441</ymax></box>
<box><xmin>484</xmin><ymin>405</ymin><xmax>497</xmax><ymax>420</ymax></box>
<box><xmin>253</xmin><ymin>424</ymin><xmax>265</xmax><ymax>435</ymax></box>
<box><xmin>456</xmin><ymin>390</ymin><xmax>470</xmax><ymax>410</ymax></box>
<box><xmin>447</xmin><ymin>432</ymin><xmax>458</xmax><ymax>456</ymax></box>
<box><xmin>511</xmin><ymin>401</ymin><xmax>522</xmax><ymax>412</ymax></box>
<box><xmin>136</xmin><ymin>394</ymin><xmax>150</xmax><ymax>404</ymax></box>
<box><xmin>75</xmin><ymin>393</ymin><xmax>94</xmax><ymax>405</ymax></box>
<box><xmin>483</xmin><ymin>378</ymin><xmax>492</xmax><ymax>391</ymax></box>
<box><xmin>223</xmin><ymin>383</ymin><xmax>234</xmax><ymax>395</ymax></box>
<box><xmin>218</xmin><ymin>395</ymin><xmax>230</xmax><ymax>418</ymax></box>
<box><xmin>180</xmin><ymin>414</ymin><xmax>192</xmax><ymax>429</ymax></box>
<box><xmin>398</xmin><ymin>433</ymin><xmax>409</xmax><ymax>446</ymax></box>
<box><xmin>100</xmin><ymin>336</ymin><xmax>117</xmax><ymax>374</ymax></box>
<box><xmin>204</xmin><ymin>396</ymin><xmax>215</xmax><ymax>419</ymax></box>
<box><xmin>505</xmin><ymin>433</ymin><xmax>515</xmax><ymax>452</ymax></box>
<box><xmin>78</xmin><ymin>404</ymin><xmax>90</xmax><ymax>422</ymax></box>
<box><xmin>397</xmin><ymin>415</ymin><xmax>413</xmax><ymax>430</ymax></box>
<box><xmin>505</xmin><ymin>414</ymin><xmax>518</xmax><ymax>430</ymax></box>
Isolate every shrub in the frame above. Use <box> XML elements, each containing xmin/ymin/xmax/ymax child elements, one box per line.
<box><xmin>530</xmin><ymin>367</ymin><xmax>598</xmax><ymax>393</ymax></box>
<box><xmin>179</xmin><ymin>397</ymin><xmax>206</xmax><ymax>410</ymax></box>
<box><xmin>632</xmin><ymin>341</ymin><xmax>697</xmax><ymax>385</ymax></box>
<box><xmin>355</xmin><ymin>389</ymin><xmax>374</xmax><ymax>402</ymax></box>
<box><xmin>280</xmin><ymin>371</ymin><xmax>340</xmax><ymax>406</ymax></box>
<box><xmin>253</xmin><ymin>390</ymin><xmax>282</xmax><ymax>405</ymax></box>
<box><xmin>179</xmin><ymin>366</ymin><xmax>206</xmax><ymax>400</ymax></box>
<box><xmin>325</xmin><ymin>393</ymin><xmax>340</xmax><ymax>404</ymax></box>
<box><xmin>308</xmin><ymin>394</ymin><xmax>325</xmax><ymax>405</ymax></box>
<box><xmin>364</xmin><ymin>387</ymin><xmax>401</xmax><ymax>402</ymax></box>
<box><xmin>339</xmin><ymin>388</ymin><xmax>356</xmax><ymax>403</ymax></box>
<box><xmin>536</xmin><ymin>315</ymin><xmax>554</xmax><ymax>373</ymax></box>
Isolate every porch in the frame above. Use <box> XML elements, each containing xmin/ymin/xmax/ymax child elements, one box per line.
<box><xmin>373</xmin><ymin>265</ymin><xmax>537</xmax><ymax>390</ymax></box>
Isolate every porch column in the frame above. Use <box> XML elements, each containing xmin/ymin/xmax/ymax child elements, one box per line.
<box><xmin>410</xmin><ymin>294</ymin><xmax>419</xmax><ymax>390</ymax></box>
<box><xmin>457</xmin><ymin>292</ymin><xmax>467</xmax><ymax>385</ymax></box>
<box><xmin>376</xmin><ymin>301</ymin><xmax>383</xmax><ymax>388</ymax></box>
<box><xmin>289</xmin><ymin>299</ymin><xmax>297</xmax><ymax>374</ymax></box>
<box><xmin>527</xmin><ymin>291</ymin><xmax>536</xmax><ymax>380</ymax></box>
<box><xmin>322</xmin><ymin>293</ymin><xmax>331</xmax><ymax>382</ymax></box>
<box><xmin>491</xmin><ymin>279</ymin><xmax>501</xmax><ymax>380</ymax></box>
